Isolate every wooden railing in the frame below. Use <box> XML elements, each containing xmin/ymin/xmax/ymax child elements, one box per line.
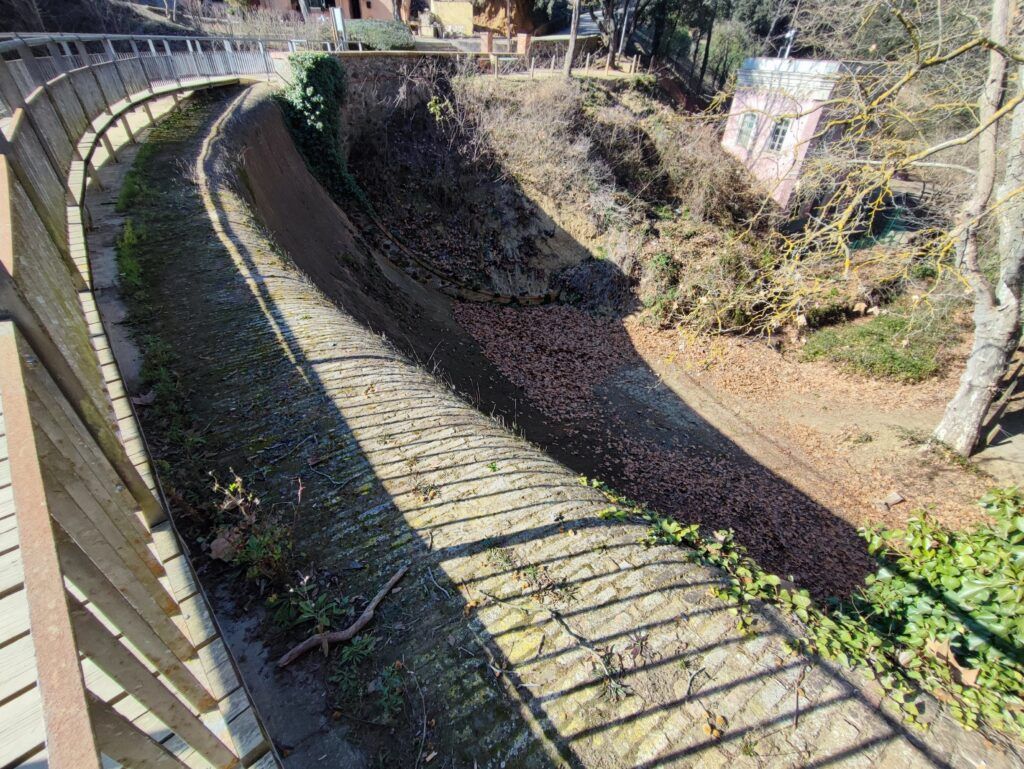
<box><xmin>0</xmin><ymin>32</ymin><xmax>279</xmax><ymax>769</ymax></box>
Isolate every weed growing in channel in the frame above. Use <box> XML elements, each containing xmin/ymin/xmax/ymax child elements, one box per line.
<box><xmin>272</xmin><ymin>573</ymin><xmax>351</xmax><ymax>635</ymax></box>
<box><xmin>115</xmin><ymin>218</ymin><xmax>145</xmax><ymax>301</ymax></box>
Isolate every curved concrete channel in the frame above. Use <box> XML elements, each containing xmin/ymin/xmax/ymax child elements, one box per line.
<box><xmin>86</xmin><ymin>83</ymin><xmax>1020</xmax><ymax>769</ymax></box>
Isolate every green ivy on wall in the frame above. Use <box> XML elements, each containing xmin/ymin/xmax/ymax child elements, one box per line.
<box><xmin>278</xmin><ymin>52</ymin><xmax>367</xmax><ymax>207</ymax></box>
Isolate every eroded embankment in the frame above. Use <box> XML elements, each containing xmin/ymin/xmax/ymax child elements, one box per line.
<box><xmin>159</xmin><ymin>83</ymin><xmax>998</xmax><ymax>767</ymax></box>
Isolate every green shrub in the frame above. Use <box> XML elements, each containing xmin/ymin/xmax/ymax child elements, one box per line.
<box><xmin>346</xmin><ymin>20</ymin><xmax>414</xmax><ymax>50</ymax></box>
<box><xmin>279</xmin><ymin>52</ymin><xmax>366</xmax><ymax>206</ymax></box>
<box><xmin>803</xmin><ymin>311</ymin><xmax>947</xmax><ymax>382</ymax></box>
<box><xmin>592</xmin><ymin>475</ymin><xmax>1024</xmax><ymax>737</ymax></box>
<box><xmin>854</xmin><ymin>489</ymin><xmax>1024</xmax><ymax>732</ymax></box>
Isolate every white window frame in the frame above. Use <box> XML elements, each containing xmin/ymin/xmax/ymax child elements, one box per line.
<box><xmin>767</xmin><ymin>118</ymin><xmax>792</xmax><ymax>152</ymax></box>
<box><xmin>737</xmin><ymin>113</ymin><xmax>758</xmax><ymax>149</ymax></box>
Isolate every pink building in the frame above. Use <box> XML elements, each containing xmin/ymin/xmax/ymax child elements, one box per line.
<box><xmin>721</xmin><ymin>57</ymin><xmax>844</xmax><ymax>208</ymax></box>
<box><xmin>256</xmin><ymin>0</ymin><xmax>400</xmax><ymax>22</ymax></box>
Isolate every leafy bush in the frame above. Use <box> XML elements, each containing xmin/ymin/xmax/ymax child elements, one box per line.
<box><xmin>803</xmin><ymin>310</ymin><xmax>948</xmax><ymax>382</ymax></box>
<box><xmin>279</xmin><ymin>52</ymin><xmax>365</xmax><ymax>205</ymax></box>
<box><xmin>857</xmin><ymin>488</ymin><xmax>1024</xmax><ymax>733</ymax></box>
<box><xmin>346</xmin><ymin>20</ymin><xmax>414</xmax><ymax>50</ymax></box>
<box><xmin>592</xmin><ymin>476</ymin><xmax>1024</xmax><ymax>737</ymax></box>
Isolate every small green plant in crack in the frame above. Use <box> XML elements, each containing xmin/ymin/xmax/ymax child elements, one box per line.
<box><xmin>339</xmin><ymin>634</ymin><xmax>377</xmax><ymax>667</ymax></box>
<box><xmin>211</xmin><ymin>473</ymin><xmax>295</xmax><ymax>587</ymax></box>
<box><xmin>272</xmin><ymin>573</ymin><xmax>350</xmax><ymax>633</ymax></box>
<box><xmin>624</xmin><ymin>632</ymin><xmax>653</xmax><ymax>668</ymax></box>
<box><xmin>115</xmin><ymin>218</ymin><xmax>145</xmax><ymax>299</ymax></box>
<box><xmin>328</xmin><ymin>635</ymin><xmax>378</xmax><ymax>703</ymax></box>
<box><xmin>328</xmin><ymin>663</ymin><xmax>363</xmax><ymax>703</ymax></box>
<box><xmin>375</xmin><ymin>663</ymin><xmax>405</xmax><ymax>722</ymax></box>
<box><xmin>593</xmin><ymin>645</ymin><xmax>632</xmax><ymax>702</ymax></box>
<box><xmin>489</xmin><ymin>548</ymin><xmax>573</xmax><ymax>603</ymax></box>
<box><xmin>486</xmin><ymin>461</ymin><xmax>499</xmax><ymax>472</ymax></box>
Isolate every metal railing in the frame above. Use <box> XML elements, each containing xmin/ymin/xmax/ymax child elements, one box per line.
<box><xmin>0</xmin><ymin>32</ymin><xmax>275</xmax><ymax>117</ymax></box>
<box><xmin>0</xmin><ymin>31</ymin><xmax>278</xmax><ymax>769</ymax></box>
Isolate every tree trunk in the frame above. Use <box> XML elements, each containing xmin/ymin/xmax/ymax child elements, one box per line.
<box><xmin>650</xmin><ymin>0</ymin><xmax>668</xmax><ymax>55</ymax></box>
<box><xmin>933</xmin><ymin>0</ymin><xmax>1022</xmax><ymax>455</ymax></box>
<box><xmin>934</xmin><ymin>303</ymin><xmax>1020</xmax><ymax>455</ymax></box>
<box><xmin>563</xmin><ymin>0</ymin><xmax>581</xmax><ymax>77</ymax></box>
<box><xmin>605</xmin><ymin>23</ymin><xmax>617</xmax><ymax>66</ymax></box>
<box><xmin>698</xmin><ymin>1</ymin><xmax>716</xmax><ymax>85</ymax></box>
<box><xmin>617</xmin><ymin>0</ymin><xmax>635</xmax><ymax>56</ymax></box>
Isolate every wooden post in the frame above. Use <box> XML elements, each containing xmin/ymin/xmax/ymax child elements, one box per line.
<box><xmin>13</xmin><ymin>41</ymin><xmax>44</xmax><ymax>89</ymax></box>
<box><xmin>100</xmin><ymin>132</ymin><xmax>118</xmax><ymax>163</ymax></box>
<box><xmin>86</xmin><ymin>160</ymin><xmax>105</xmax><ymax>191</ymax></box>
<box><xmin>134</xmin><ymin>38</ymin><xmax>157</xmax><ymax>92</ymax></box>
<box><xmin>76</xmin><ymin>39</ymin><xmax>116</xmax><ymax>115</ymax></box>
<box><xmin>69</xmin><ymin>598</ymin><xmax>237</xmax><ymax>768</ymax></box>
<box><xmin>163</xmin><ymin>39</ymin><xmax>181</xmax><ymax>85</ymax></box>
<box><xmin>120</xmin><ymin>115</ymin><xmax>137</xmax><ymax>144</ymax></box>
<box><xmin>45</xmin><ymin>42</ymin><xmax>68</xmax><ymax>74</ymax></box>
<box><xmin>187</xmin><ymin>38</ymin><xmax>202</xmax><ymax>77</ymax></box>
<box><xmin>103</xmin><ymin>39</ymin><xmax>134</xmax><ymax>100</ymax></box>
<box><xmin>530</xmin><ymin>56</ymin><xmax>535</xmax><ymax>77</ymax></box>
<box><xmin>88</xmin><ymin>694</ymin><xmax>191</xmax><ymax>769</ymax></box>
<box><xmin>0</xmin><ymin>59</ymin><xmax>24</xmax><ymax>114</ymax></box>
<box><xmin>0</xmin><ymin>322</ymin><xmax>102</xmax><ymax>769</ymax></box>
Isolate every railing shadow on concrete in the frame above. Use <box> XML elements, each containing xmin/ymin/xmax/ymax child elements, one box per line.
<box><xmin>0</xmin><ymin>32</ymin><xmax>281</xmax><ymax>769</ymax></box>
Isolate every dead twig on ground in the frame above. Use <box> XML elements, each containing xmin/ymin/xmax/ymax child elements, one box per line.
<box><xmin>278</xmin><ymin>564</ymin><xmax>410</xmax><ymax>667</ymax></box>
<box><xmin>428</xmin><ymin>567</ymin><xmax>452</xmax><ymax>600</ymax></box>
<box><xmin>311</xmin><ymin>465</ymin><xmax>372</xmax><ymax>488</ymax></box>
<box><xmin>411</xmin><ymin>670</ymin><xmax>427</xmax><ymax>769</ymax></box>
<box><xmin>684</xmin><ymin>665</ymin><xmax>707</xmax><ymax>699</ymax></box>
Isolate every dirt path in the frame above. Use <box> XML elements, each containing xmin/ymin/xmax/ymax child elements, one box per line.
<box><xmin>88</xmin><ymin>85</ymin><xmax>1023</xmax><ymax>768</ymax></box>
<box><xmin>622</xmin><ymin>320</ymin><xmax>1003</xmax><ymax>525</ymax></box>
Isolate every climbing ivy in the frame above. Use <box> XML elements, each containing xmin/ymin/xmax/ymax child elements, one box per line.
<box><xmin>587</xmin><ymin>477</ymin><xmax>1024</xmax><ymax>738</ymax></box>
<box><xmin>278</xmin><ymin>52</ymin><xmax>366</xmax><ymax>207</ymax></box>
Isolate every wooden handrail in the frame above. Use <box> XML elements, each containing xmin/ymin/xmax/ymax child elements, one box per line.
<box><xmin>0</xmin><ymin>30</ymin><xmax>279</xmax><ymax>768</ymax></box>
<box><xmin>0</xmin><ymin>321</ymin><xmax>101</xmax><ymax>769</ymax></box>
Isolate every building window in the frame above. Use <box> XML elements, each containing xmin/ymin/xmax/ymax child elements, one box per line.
<box><xmin>737</xmin><ymin>113</ymin><xmax>758</xmax><ymax>149</ymax></box>
<box><xmin>767</xmin><ymin>118</ymin><xmax>792</xmax><ymax>152</ymax></box>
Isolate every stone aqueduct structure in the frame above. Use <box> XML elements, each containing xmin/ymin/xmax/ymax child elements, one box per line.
<box><xmin>0</xmin><ymin>32</ymin><xmax>281</xmax><ymax>769</ymax></box>
<box><xmin>0</xmin><ymin>29</ymin><xmax>1020</xmax><ymax>769</ymax></box>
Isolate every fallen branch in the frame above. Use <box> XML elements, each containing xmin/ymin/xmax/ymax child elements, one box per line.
<box><xmin>277</xmin><ymin>564</ymin><xmax>410</xmax><ymax>667</ymax></box>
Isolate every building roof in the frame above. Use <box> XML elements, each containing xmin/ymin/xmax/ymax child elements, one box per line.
<box><xmin>736</xmin><ymin>57</ymin><xmax>844</xmax><ymax>101</ymax></box>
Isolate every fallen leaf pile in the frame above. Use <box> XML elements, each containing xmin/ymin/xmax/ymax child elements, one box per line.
<box><xmin>454</xmin><ymin>301</ymin><xmax>992</xmax><ymax>599</ymax></box>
